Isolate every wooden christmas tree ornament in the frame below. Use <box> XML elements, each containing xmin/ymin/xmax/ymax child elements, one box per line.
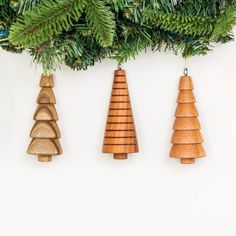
<box><xmin>102</xmin><ymin>69</ymin><xmax>139</xmax><ymax>159</ymax></box>
<box><xmin>27</xmin><ymin>74</ymin><xmax>62</xmax><ymax>162</ymax></box>
<box><xmin>170</xmin><ymin>73</ymin><xmax>206</xmax><ymax>164</ymax></box>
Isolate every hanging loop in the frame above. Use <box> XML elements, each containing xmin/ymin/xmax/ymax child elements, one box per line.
<box><xmin>118</xmin><ymin>62</ymin><xmax>122</xmax><ymax>70</ymax></box>
<box><xmin>183</xmin><ymin>67</ymin><xmax>188</xmax><ymax>76</ymax></box>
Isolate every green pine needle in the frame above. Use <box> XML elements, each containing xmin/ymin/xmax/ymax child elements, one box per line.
<box><xmin>144</xmin><ymin>10</ymin><xmax>215</xmax><ymax>37</ymax></box>
<box><xmin>212</xmin><ymin>4</ymin><xmax>236</xmax><ymax>38</ymax></box>
<box><xmin>86</xmin><ymin>0</ymin><xmax>116</xmax><ymax>47</ymax></box>
<box><xmin>9</xmin><ymin>0</ymin><xmax>87</xmax><ymax>47</ymax></box>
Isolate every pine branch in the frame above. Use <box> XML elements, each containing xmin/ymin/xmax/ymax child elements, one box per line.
<box><xmin>212</xmin><ymin>4</ymin><xmax>236</xmax><ymax>38</ymax></box>
<box><xmin>64</xmin><ymin>29</ymin><xmax>112</xmax><ymax>70</ymax></box>
<box><xmin>144</xmin><ymin>10</ymin><xmax>215</xmax><ymax>37</ymax></box>
<box><xmin>86</xmin><ymin>0</ymin><xmax>115</xmax><ymax>47</ymax></box>
<box><xmin>182</xmin><ymin>38</ymin><xmax>212</xmax><ymax>57</ymax></box>
<box><xmin>31</xmin><ymin>42</ymin><xmax>64</xmax><ymax>75</ymax></box>
<box><xmin>112</xmin><ymin>38</ymin><xmax>147</xmax><ymax>63</ymax></box>
<box><xmin>0</xmin><ymin>1</ymin><xmax>22</xmax><ymax>53</ymax></box>
<box><xmin>106</xmin><ymin>0</ymin><xmax>134</xmax><ymax>12</ymax></box>
<box><xmin>11</xmin><ymin>0</ymin><xmax>41</xmax><ymax>14</ymax></box>
<box><xmin>2</xmin><ymin>0</ymin><xmax>236</xmax><ymax>71</ymax></box>
<box><xmin>112</xmin><ymin>24</ymin><xmax>152</xmax><ymax>63</ymax></box>
<box><xmin>9</xmin><ymin>0</ymin><xmax>87</xmax><ymax>47</ymax></box>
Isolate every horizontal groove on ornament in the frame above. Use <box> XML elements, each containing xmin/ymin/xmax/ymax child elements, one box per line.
<box><xmin>112</xmin><ymin>88</ymin><xmax>127</xmax><ymax>90</ymax></box>
<box><xmin>105</xmin><ymin>136</ymin><xmax>136</xmax><ymax>138</ymax></box>
<box><xmin>103</xmin><ymin>144</ymin><xmax>137</xmax><ymax>146</ymax></box>
<box><xmin>109</xmin><ymin>108</ymin><xmax>131</xmax><ymax>110</ymax></box>
<box><xmin>112</xmin><ymin>95</ymin><xmax>129</xmax><ymax>96</ymax></box>
<box><xmin>110</xmin><ymin>101</ymin><xmax>130</xmax><ymax>103</ymax></box>
<box><xmin>29</xmin><ymin>137</ymin><xmax>57</xmax><ymax>139</ymax></box>
<box><xmin>108</xmin><ymin>115</ymin><xmax>132</xmax><ymax>117</ymax></box>
<box><xmin>107</xmin><ymin>122</ymin><xmax>134</xmax><ymax>124</ymax></box>
<box><xmin>114</xmin><ymin>82</ymin><xmax>126</xmax><ymax>84</ymax></box>
<box><xmin>106</xmin><ymin>129</ymin><xmax>135</xmax><ymax>131</ymax></box>
<box><xmin>173</xmin><ymin>143</ymin><xmax>203</xmax><ymax>145</ymax></box>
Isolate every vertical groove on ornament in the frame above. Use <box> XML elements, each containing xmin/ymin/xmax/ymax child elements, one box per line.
<box><xmin>27</xmin><ymin>74</ymin><xmax>62</xmax><ymax>162</ymax></box>
<box><xmin>102</xmin><ymin>69</ymin><xmax>139</xmax><ymax>159</ymax></box>
<box><xmin>170</xmin><ymin>75</ymin><xmax>206</xmax><ymax>164</ymax></box>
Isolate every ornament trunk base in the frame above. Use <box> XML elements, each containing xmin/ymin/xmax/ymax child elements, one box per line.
<box><xmin>38</xmin><ymin>155</ymin><xmax>52</xmax><ymax>162</ymax></box>
<box><xmin>113</xmin><ymin>153</ymin><xmax>128</xmax><ymax>160</ymax></box>
<box><xmin>180</xmin><ymin>158</ymin><xmax>195</xmax><ymax>164</ymax></box>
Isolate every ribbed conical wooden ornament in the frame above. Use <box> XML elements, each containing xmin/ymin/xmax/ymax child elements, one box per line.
<box><xmin>102</xmin><ymin>69</ymin><xmax>139</xmax><ymax>159</ymax></box>
<box><xmin>27</xmin><ymin>75</ymin><xmax>62</xmax><ymax>162</ymax></box>
<box><xmin>170</xmin><ymin>73</ymin><xmax>206</xmax><ymax>164</ymax></box>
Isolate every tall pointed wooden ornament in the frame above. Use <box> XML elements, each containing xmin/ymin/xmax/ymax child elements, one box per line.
<box><xmin>102</xmin><ymin>69</ymin><xmax>139</xmax><ymax>159</ymax></box>
<box><xmin>170</xmin><ymin>72</ymin><xmax>206</xmax><ymax>164</ymax></box>
<box><xmin>27</xmin><ymin>74</ymin><xmax>62</xmax><ymax>162</ymax></box>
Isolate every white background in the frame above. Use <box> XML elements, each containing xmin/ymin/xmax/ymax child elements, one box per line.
<box><xmin>0</xmin><ymin>29</ymin><xmax>236</xmax><ymax>236</ymax></box>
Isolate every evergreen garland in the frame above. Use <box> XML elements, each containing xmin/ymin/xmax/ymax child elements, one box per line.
<box><xmin>0</xmin><ymin>0</ymin><xmax>236</xmax><ymax>74</ymax></box>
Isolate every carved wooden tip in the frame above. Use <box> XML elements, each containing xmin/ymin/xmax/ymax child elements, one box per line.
<box><xmin>114</xmin><ymin>69</ymin><xmax>126</xmax><ymax>76</ymax></box>
<box><xmin>180</xmin><ymin>158</ymin><xmax>195</xmax><ymax>164</ymax></box>
<box><xmin>179</xmin><ymin>76</ymin><xmax>193</xmax><ymax>90</ymax></box>
<box><xmin>40</xmin><ymin>74</ymin><xmax>54</xmax><ymax>87</ymax></box>
<box><xmin>113</xmin><ymin>153</ymin><xmax>128</xmax><ymax>160</ymax></box>
<box><xmin>170</xmin><ymin>75</ymin><xmax>205</xmax><ymax>164</ymax></box>
<box><xmin>103</xmin><ymin>69</ymin><xmax>139</xmax><ymax>159</ymax></box>
<box><xmin>38</xmin><ymin>155</ymin><xmax>52</xmax><ymax>162</ymax></box>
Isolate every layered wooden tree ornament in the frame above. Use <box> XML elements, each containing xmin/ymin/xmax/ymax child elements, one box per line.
<box><xmin>170</xmin><ymin>73</ymin><xmax>206</xmax><ymax>164</ymax></box>
<box><xmin>27</xmin><ymin>74</ymin><xmax>62</xmax><ymax>162</ymax></box>
<box><xmin>102</xmin><ymin>69</ymin><xmax>139</xmax><ymax>159</ymax></box>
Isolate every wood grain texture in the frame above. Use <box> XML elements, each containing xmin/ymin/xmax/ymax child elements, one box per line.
<box><xmin>102</xmin><ymin>69</ymin><xmax>139</xmax><ymax>159</ymax></box>
<box><xmin>40</xmin><ymin>75</ymin><xmax>54</xmax><ymax>87</ymax></box>
<box><xmin>37</xmin><ymin>88</ymin><xmax>56</xmax><ymax>104</ymax></box>
<box><xmin>170</xmin><ymin>75</ymin><xmax>206</xmax><ymax>164</ymax></box>
<box><xmin>175</xmin><ymin>104</ymin><xmax>199</xmax><ymax>117</ymax></box>
<box><xmin>177</xmin><ymin>91</ymin><xmax>196</xmax><ymax>103</ymax></box>
<box><xmin>178</xmin><ymin>76</ymin><xmax>193</xmax><ymax>90</ymax></box>
<box><xmin>173</xmin><ymin>118</ymin><xmax>201</xmax><ymax>130</ymax></box>
<box><xmin>30</xmin><ymin>121</ymin><xmax>61</xmax><ymax>138</ymax></box>
<box><xmin>27</xmin><ymin>74</ymin><xmax>62</xmax><ymax>162</ymax></box>
<box><xmin>34</xmin><ymin>104</ymin><xmax>58</xmax><ymax>121</ymax></box>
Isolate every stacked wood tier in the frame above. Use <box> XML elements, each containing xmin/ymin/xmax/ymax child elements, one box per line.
<box><xmin>27</xmin><ymin>75</ymin><xmax>62</xmax><ymax>162</ymax></box>
<box><xmin>103</xmin><ymin>70</ymin><xmax>139</xmax><ymax>159</ymax></box>
<box><xmin>170</xmin><ymin>76</ymin><xmax>205</xmax><ymax>164</ymax></box>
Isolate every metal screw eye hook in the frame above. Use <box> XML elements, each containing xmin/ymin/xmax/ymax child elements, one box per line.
<box><xmin>118</xmin><ymin>62</ymin><xmax>122</xmax><ymax>70</ymax></box>
<box><xmin>183</xmin><ymin>67</ymin><xmax>188</xmax><ymax>76</ymax></box>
